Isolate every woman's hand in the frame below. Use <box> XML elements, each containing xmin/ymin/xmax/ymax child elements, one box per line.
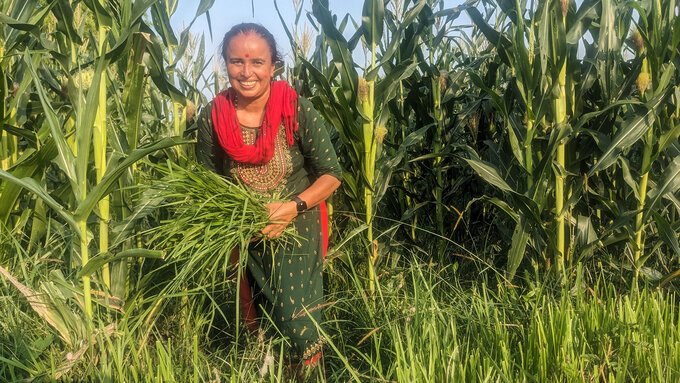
<box><xmin>260</xmin><ymin>175</ymin><xmax>340</xmax><ymax>239</ymax></box>
<box><xmin>261</xmin><ymin>201</ymin><xmax>297</xmax><ymax>239</ymax></box>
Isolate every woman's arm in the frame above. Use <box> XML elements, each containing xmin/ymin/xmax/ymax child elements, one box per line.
<box><xmin>195</xmin><ymin>103</ymin><xmax>225</xmax><ymax>174</ymax></box>
<box><xmin>261</xmin><ymin>174</ymin><xmax>340</xmax><ymax>239</ymax></box>
<box><xmin>261</xmin><ymin>97</ymin><xmax>342</xmax><ymax>239</ymax></box>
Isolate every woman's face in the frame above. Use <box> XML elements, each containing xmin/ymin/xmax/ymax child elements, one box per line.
<box><xmin>225</xmin><ymin>32</ymin><xmax>275</xmax><ymax>104</ymax></box>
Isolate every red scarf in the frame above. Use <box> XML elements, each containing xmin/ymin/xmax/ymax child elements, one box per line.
<box><xmin>212</xmin><ymin>81</ymin><xmax>298</xmax><ymax>165</ymax></box>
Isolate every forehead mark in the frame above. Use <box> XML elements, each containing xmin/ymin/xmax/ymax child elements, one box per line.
<box><xmin>245</xmin><ymin>53</ymin><xmax>249</xmax><ymax>58</ymax></box>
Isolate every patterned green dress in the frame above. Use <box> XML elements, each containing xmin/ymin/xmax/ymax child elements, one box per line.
<box><xmin>194</xmin><ymin>96</ymin><xmax>341</xmax><ymax>361</ymax></box>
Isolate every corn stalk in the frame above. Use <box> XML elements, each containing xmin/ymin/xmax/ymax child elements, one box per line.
<box><xmin>629</xmin><ymin>0</ymin><xmax>679</xmax><ymax>277</ymax></box>
<box><xmin>465</xmin><ymin>0</ymin><xmax>613</xmax><ymax>279</ymax></box>
<box><xmin>359</xmin><ymin>76</ymin><xmax>377</xmax><ymax>292</ymax></box>
<box><xmin>554</xmin><ymin>0</ymin><xmax>569</xmax><ymax>271</ymax></box>
<box><xmin>432</xmin><ymin>70</ymin><xmax>445</xmax><ymax>243</ymax></box>
<box><xmin>0</xmin><ymin>0</ymin><xmax>203</xmax><ymax>322</ymax></box>
<box><xmin>93</xmin><ymin>10</ymin><xmax>110</xmax><ymax>288</ymax></box>
<box><xmin>296</xmin><ymin>0</ymin><xmax>422</xmax><ymax>292</ymax></box>
<box><xmin>0</xmin><ymin>42</ymin><xmax>6</xmax><ymax>170</ymax></box>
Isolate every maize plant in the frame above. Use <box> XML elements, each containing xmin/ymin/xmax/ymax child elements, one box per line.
<box><xmin>296</xmin><ymin>0</ymin><xmax>423</xmax><ymax>292</ymax></box>
<box><xmin>628</xmin><ymin>0</ymin><xmax>680</xmax><ymax>277</ymax></box>
<box><xmin>466</xmin><ymin>0</ymin><xmax>573</xmax><ymax>278</ymax></box>
<box><xmin>0</xmin><ymin>0</ymin><xmax>207</xmax><ymax>322</ymax></box>
<box><xmin>462</xmin><ymin>0</ymin><xmax>679</xmax><ymax>280</ymax></box>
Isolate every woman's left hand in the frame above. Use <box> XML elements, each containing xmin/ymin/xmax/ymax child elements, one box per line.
<box><xmin>261</xmin><ymin>201</ymin><xmax>297</xmax><ymax>239</ymax></box>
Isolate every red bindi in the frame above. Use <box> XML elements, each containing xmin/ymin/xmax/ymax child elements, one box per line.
<box><xmin>245</xmin><ymin>53</ymin><xmax>249</xmax><ymax>58</ymax></box>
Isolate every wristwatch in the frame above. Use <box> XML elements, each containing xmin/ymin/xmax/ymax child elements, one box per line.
<box><xmin>292</xmin><ymin>196</ymin><xmax>308</xmax><ymax>214</ymax></box>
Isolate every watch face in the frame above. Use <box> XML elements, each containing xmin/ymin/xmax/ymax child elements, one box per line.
<box><xmin>294</xmin><ymin>196</ymin><xmax>307</xmax><ymax>213</ymax></box>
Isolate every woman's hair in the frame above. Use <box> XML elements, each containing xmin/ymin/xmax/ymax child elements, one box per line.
<box><xmin>220</xmin><ymin>23</ymin><xmax>282</xmax><ymax>64</ymax></box>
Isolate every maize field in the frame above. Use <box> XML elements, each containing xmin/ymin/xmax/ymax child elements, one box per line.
<box><xmin>1</xmin><ymin>0</ymin><xmax>679</xmax><ymax>381</ymax></box>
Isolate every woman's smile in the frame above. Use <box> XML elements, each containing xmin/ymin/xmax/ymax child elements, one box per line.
<box><xmin>238</xmin><ymin>80</ymin><xmax>257</xmax><ymax>89</ymax></box>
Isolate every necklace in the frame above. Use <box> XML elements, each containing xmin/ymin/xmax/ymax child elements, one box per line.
<box><xmin>233</xmin><ymin>93</ymin><xmax>268</xmax><ymax>129</ymax></box>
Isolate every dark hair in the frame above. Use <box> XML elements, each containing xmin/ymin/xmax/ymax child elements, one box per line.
<box><xmin>220</xmin><ymin>23</ymin><xmax>281</xmax><ymax>64</ymax></box>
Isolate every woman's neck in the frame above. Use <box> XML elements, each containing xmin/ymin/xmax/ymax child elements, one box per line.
<box><xmin>236</xmin><ymin>88</ymin><xmax>269</xmax><ymax>112</ymax></box>
<box><xmin>235</xmin><ymin>90</ymin><xmax>269</xmax><ymax>127</ymax></box>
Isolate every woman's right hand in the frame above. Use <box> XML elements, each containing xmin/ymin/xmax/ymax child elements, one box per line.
<box><xmin>261</xmin><ymin>201</ymin><xmax>297</xmax><ymax>239</ymax></box>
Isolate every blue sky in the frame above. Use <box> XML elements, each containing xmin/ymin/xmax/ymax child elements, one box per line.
<box><xmin>171</xmin><ymin>0</ymin><xmax>467</xmax><ymax>69</ymax></box>
<box><xmin>172</xmin><ymin>1</ymin><xmax>375</xmax><ymax>63</ymax></box>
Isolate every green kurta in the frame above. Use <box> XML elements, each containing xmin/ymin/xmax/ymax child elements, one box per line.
<box><xmin>194</xmin><ymin>96</ymin><xmax>341</xmax><ymax>361</ymax></box>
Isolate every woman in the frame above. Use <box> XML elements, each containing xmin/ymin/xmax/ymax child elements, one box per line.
<box><xmin>194</xmin><ymin>23</ymin><xmax>342</xmax><ymax>372</ymax></box>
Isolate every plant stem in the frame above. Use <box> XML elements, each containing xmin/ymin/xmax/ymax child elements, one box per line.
<box><xmin>526</xmin><ymin>117</ymin><xmax>534</xmax><ymax>189</ymax></box>
<box><xmin>0</xmin><ymin>131</ymin><xmax>7</xmax><ymax>171</ymax></box>
<box><xmin>167</xmin><ymin>45</ymin><xmax>182</xmax><ymax>138</ymax></box>
<box><xmin>361</xmin><ymin>77</ymin><xmax>376</xmax><ymax>293</ymax></box>
<box><xmin>634</xmin><ymin>55</ymin><xmax>653</xmax><ymax>277</ymax></box>
<box><xmin>94</xmin><ymin>23</ymin><xmax>110</xmax><ymax>288</ymax></box>
<box><xmin>555</xmin><ymin>4</ymin><xmax>568</xmax><ymax>272</ymax></box>
<box><xmin>634</xmin><ymin>137</ymin><xmax>652</xmax><ymax>269</ymax></box>
<box><xmin>80</xmin><ymin>218</ymin><xmax>93</xmax><ymax>322</ymax></box>
<box><xmin>71</xmin><ymin>35</ymin><xmax>93</xmax><ymax>323</ymax></box>
<box><xmin>432</xmin><ymin>73</ymin><xmax>445</xmax><ymax>244</ymax></box>
<box><xmin>0</xmin><ymin>44</ymin><xmax>7</xmax><ymax>171</ymax></box>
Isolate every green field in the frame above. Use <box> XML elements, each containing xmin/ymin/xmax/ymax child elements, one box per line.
<box><xmin>1</xmin><ymin>0</ymin><xmax>679</xmax><ymax>381</ymax></box>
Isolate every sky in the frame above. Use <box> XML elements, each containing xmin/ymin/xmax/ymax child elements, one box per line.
<box><xmin>170</xmin><ymin>0</ymin><xmax>468</xmax><ymax>73</ymax></box>
<box><xmin>171</xmin><ymin>1</ymin><xmax>374</xmax><ymax>65</ymax></box>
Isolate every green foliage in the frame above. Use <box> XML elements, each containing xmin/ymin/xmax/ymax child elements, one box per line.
<box><xmin>462</xmin><ymin>0</ymin><xmax>680</xmax><ymax>279</ymax></box>
<box><xmin>1</xmin><ymin>0</ymin><xmax>680</xmax><ymax>381</ymax></box>
<box><xmin>142</xmin><ymin>162</ymin><xmax>274</xmax><ymax>290</ymax></box>
<box><xmin>5</xmin><ymin>239</ymin><xmax>680</xmax><ymax>381</ymax></box>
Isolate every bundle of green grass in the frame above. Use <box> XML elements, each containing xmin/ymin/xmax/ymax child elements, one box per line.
<box><xmin>144</xmin><ymin>162</ymin><xmax>289</xmax><ymax>291</ymax></box>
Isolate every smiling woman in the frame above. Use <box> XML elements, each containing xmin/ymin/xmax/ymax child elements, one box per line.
<box><xmin>194</xmin><ymin>23</ymin><xmax>341</xmax><ymax>380</ymax></box>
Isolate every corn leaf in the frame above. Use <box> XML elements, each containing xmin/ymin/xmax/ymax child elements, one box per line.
<box><xmin>24</xmin><ymin>55</ymin><xmax>77</xmax><ymax>193</ymax></box>
<box><xmin>53</xmin><ymin>0</ymin><xmax>83</xmax><ymax>45</ymax></box>
<box><xmin>0</xmin><ymin>2</ymin><xmax>53</xmax><ymax>35</ymax></box>
<box><xmin>312</xmin><ymin>0</ymin><xmax>357</xmax><ymax>104</ymax></box>
<box><xmin>576</xmin><ymin>214</ymin><xmax>598</xmax><ymax>248</ymax></box>
<box><xmin>656</xmin><ymin>121</ymin><xmax>680</xmax><ymax>157</ymax></box>
<box><xmin>74</xmin><ymin>137</ymin><xmax>190</xmax><ymax>221</ymax></box>
<box><xmin>151</xmin><ymin>3</ymin><xmax>178</xmax><ymax>47</ymax></box>
<box><xmin>362</xmin><ymin>0</ymin><xmax>384</xmax><ymax>49</ymax></box>
<box><xmin>145</xmin><ymin>36</ymin><xmax>187</xmax><ymax>105</ymax></box>
<box><xmin>131</xmin><ymin>0</ymin><xmax>159</xmax><ymax>26</ymax></box>
<box><xmin>652</xmin><ymin>62</ymin><xmax>675</xmax><ymax>98</ymax></box>
<box><xmin>507</xmin><ymin>217</ymin><xmax>531</xmax><ymax>280</ymax></box>
<box><xmin>466</xmin><ymin>7</ymin><xmax>513</xmax><ymax>67</ymax></box>
<box><xmin>652</xmin><ymin>211</ymin><xmax>680</xmax><ymax>260</ymax></box>
<box><xmin>194</xmin><ymin>0</ymin><xmax>215</xmax><ymax>17</ymax></box>
<box><xmin>0</xmin><ymin>169</ymin><xmax>78</xmax><ymax>233</ymax></box>
<box><xmin>0</xmin><ymin>266</ymin><xmax>74</xmax><ymax>346</ymax></box>
<box><xmin>74</xmin><ymin>54</ymin><xmax>109</xmax><ymax>200</ymax></box>
<box><xmin>588</xmin><ymin>92</ymin><xmax>666</xmax><ymax>175</ymax></box>
<box><xmin>464</xmin><ymin>157</ymin><xmax>513</xmax><ymax>194</ymax></box>
<box><xmin>645</xmin><ymin>156</ymin><xmax>680</xmax><ymax>219</ymax></box>
<box><xmin>566</xmin><ymin>0</ymin><xmax>598</xmax><ymax>44</ymax></box>
<box><xmin>123</xmin><ymin>32</ymin><xmax>151</xmax><ymax>151</ymax></box>
<box><xmin>81</xmin><ymin>0</ymin><xmax>113</xmax><ymax>28</ymax></box>
<box><xmin>111</xmin><ymin>188</ymin><xmax>164</xmax><ymax>246</ymax></box>
<box><xmin>79</xmin><ymin>249</ymin><xmax>164</xmax><ymax>278</ymax></box>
